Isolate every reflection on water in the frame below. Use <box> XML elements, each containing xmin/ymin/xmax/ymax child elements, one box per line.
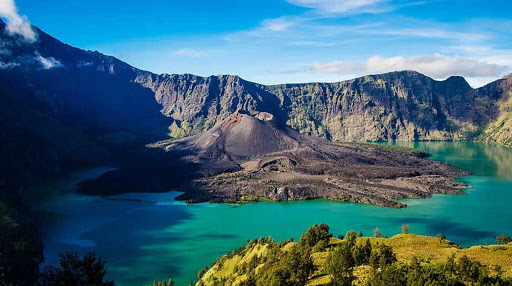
<box><xmin>392</xmin><ymin>141</ymin><xmax>512</xmax><ymax>179</ymax></box>
<box><xmin>35</xmin><ymin>142</ymin><xmax>512</xmax><ymax>286</ymax></box>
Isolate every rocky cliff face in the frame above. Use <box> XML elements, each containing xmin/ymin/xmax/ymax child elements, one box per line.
<box><xmin>137</xmin><ymin>70</ymin><xmax>504</xmax><ymax>143</ymax></box>
<box><xmin>479</xmin><ymin>74</ymin><xmax>512</xmax><ymax>147</ymax></box>
<box><xmin>265</xmin><ymin>73</ymin><xmax>488</xmax><ymax>142</ymax></box>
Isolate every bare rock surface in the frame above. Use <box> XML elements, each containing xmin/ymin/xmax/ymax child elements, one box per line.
<box><xmin>158</xmin><ymin>112</ymin><xmax>468</xmax><ymax>208</ymax></box>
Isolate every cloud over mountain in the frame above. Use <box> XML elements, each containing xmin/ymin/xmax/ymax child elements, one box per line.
<box><xmin>0</xmin><ymin>0</ymin><xmax>36</xmax><ymax>42</ymax></box>
<box><xmin>312</xmin><ymin>53</ymin><xmax>509</xmax><ymax>79</ymax></box>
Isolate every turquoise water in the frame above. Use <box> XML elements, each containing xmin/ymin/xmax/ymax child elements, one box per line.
<box><xmin>35</xmin><ymin>142</ymin><xmax>512</xmax><ymax>286</ymax></box>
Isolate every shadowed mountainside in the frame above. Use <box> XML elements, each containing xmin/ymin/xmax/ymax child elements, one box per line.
<box><xmin>0</xmin><ymin>20</ymin><xmax>172</xmax><ymax>192</ymax></box>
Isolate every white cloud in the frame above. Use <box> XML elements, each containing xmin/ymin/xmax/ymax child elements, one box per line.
<box><xmin>375</xmin><ymin>28</ymin><xmax>488</xmax><ymax>42</ymax></box>
<box><xmin>242</xmin><ymin>16</ymin><xmax>304</xmax><ymax>36</ymax></box>
<box><xmin>0</xmin><ymin>61</ymin><xmax>19</xmax><ymax>69</ymax></box>
<box><xmin>234</xmin><ymin>15</ymin><xmax>488</xmax><ymax>46</ymax></box>
<box><xmin>77</xmin><ymin>61</ymin><xmax>94</xmax><ymax>68</ymax></box>
<box><xmin>0</xmin><ymin>0</ymin><xmax>37</xmax><ymax>42</ymax></box>
<box><xmin>36</xmin><ymin>53</ymin><xmax>62</xmax><ymax>69</ymax></box>
<box><xmin>260</xmin><ymin>17</ymin><xmax>296</xmax><ymax>32</ymax></box>
<box><xmin>172</xmin><ymin>48</ymin><xmax>206</xmax><ymax>57</ymax></box>
<box><xmin>311</xmin><ymin>53</ymin><xmax>509</xmax><ymax>79</ymax></box>
<box><xmin>286</xmin><ymin>0</ymin><xmax>390</xmax><ymax>14</ymax></box>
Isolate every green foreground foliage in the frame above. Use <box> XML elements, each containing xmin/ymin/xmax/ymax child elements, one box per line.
<box><xmin>40</xmin><ymin>251</ymin><xmax>114</xmax><ymax>286</ymax></box>
<box><xmin>198</xmin><ymin>224</ymin><xmax>512</xmax><ymax>286</ymax></box>
<box><xmin>0</xmin><ymin>200</ymin><xmax>44</xmax><ymax>286</ymax></box>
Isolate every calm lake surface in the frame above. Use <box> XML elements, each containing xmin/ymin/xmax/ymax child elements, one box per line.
<box><xmin>34</xmin><ymin>142</ymin><xmax>512</xmax><ymax>286</ymax></box>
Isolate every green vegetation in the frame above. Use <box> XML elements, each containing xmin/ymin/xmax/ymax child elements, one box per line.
<box><xmin>197</xmin><ymin>224</ymin><xmax>512</xmax><ymax>286</ymax></box>
<box><xmin>496</xmin><ymin>235</ymin><xmax>512</xmax><ymax>245</ymax></box>
<box><xmin>168</xmin><ymin>118</ymin><xmax>215</xmax><ymax>140</ymax></box>
<box><xmin>437</xmin><ymin>233</ymin><xmax>447</xmax><ymax>244</ymax></box>
<box><xmin>401</xmin><ymin>224</ymin><xmax>409</xmax><ymax>234</ymax></box>
<box><xmin>152</xmin><ymin>279</ymin><xmax>175</xmax><ymax>286</ymax></box>
<box><xmin>40</xmin><ymin>251</ymin><xmax>114</xmax><ymax>286</ymax></box>
<box><xmin>0</xmin><ymin>200</ymin><xmax>44</xmax><ymax>286</ymax></box>
<box><xmin>373</xmin><ymin>228</ymin><xmax>385</xmax><ymax>238</ymax></box>
<box><xmin>347</xmin><ymin>142</ymin><xmax>431</xmax><ymax>158</ymax></box>
<box><xmin>480</xmin><ymin>79</ymin><xmax>512</xmax><ymax>148</ymax></box>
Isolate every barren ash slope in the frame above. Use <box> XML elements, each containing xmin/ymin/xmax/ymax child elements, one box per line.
<box><xmin>155</xmin><ymin>111</ymin><xmax>467</xmax><ymax>208</ymax></box>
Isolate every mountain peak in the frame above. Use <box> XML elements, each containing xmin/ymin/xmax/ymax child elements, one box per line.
<box><xmin>445</xmin><ymin>75</ymin><xmax>468</xmax><ymax>83</ymax></box>
<box><xmin>442</xmin><ymin>75</ymin><xmax>471</xmax><ymax>90</ymax></box>
<box><xmin>170</xmin><ymin>111</ymin><xmax>301</xmax><ymax>167</ymax></box>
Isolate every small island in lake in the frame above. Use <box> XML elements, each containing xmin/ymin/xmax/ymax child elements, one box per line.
<box><xmin>153</xmin><ymin>111</ymin><xmax>467</xmax><ymax>208</ymax></box>
<box><xmin>79</xmin><ymin>111</ymin><xmax>468</xmax><ymax>208</ymax></box>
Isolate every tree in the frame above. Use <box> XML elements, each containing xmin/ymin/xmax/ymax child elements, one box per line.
<box><xmin>40</xmin><ymin>251</ymin><xmax>114</xmax><ymax>286</ymax></box>
<box><xmin>323</xmin><ymin>230</ymin><xmax>360</xmax><ymax>285</ymax></box>
<box><xmin>345</xmin><ymin>230</ymin><xmax>357</xmax><ymax>248</ymax></box>
<box><xmin>436</xmin><ymin>233</ymin><xmax>446</xmax><ymax>244</ymax></box>
<box><xmin>496</xmin><ymin>234</ymin><xmax>505</xmax><ymax>245</ymax></box>
<box><xmin>504</xmin><ymin>236</ymin><xmax>511</xmax><ymax>245</ymax></box>
<box><xmin>324</xmin><ymin>247</ymin><xmax>353</xmax><ymax>285</ymax></box>
<box><xmin>370</xmin><ymin>244</ymin><xmax>396</xmax><ymax>268</ymax></box>
<box><xmin>456</xmin><ymin>255</ymin><xmax>486</xmax><ymax>283</ymax></box>
<box><xmin>353</xmin><ymin>239</ymin><xmax>372</xmax><ymax>266</ymax></box>
<box><xmin>373</xmin><ymin>227</ymin><xmax>385</xmax><ymax>238</ymax></box>
<box><xmin>358</xmin><ymin>231</ymin><xmax>363</xmax><ymax>237</ymax></box>
<box><xmin>0</xmin><ymin>206</ymin><xmax>44</xmax><ymax>286</ymax></box>
<box><xmin>444</xmin><ymin>254</ymin><xmax>456</xmax><ymax>274</ymax></box>
<box><xmin>198</xmin><ymin>266</ymin><xmax>208</xmax><ymax>279</ymax></box>
<box><xmin>153</xmin><ymin>280</ymin><xmax>174</xmax><ymax>286</ymax></box>
<box><xmin>369</xmin><ymin>262</ymin><xmax>407</xmax><ymax>285</ymax></box>
<box><xmin>299</xmin><ymin>223</ymin><xmax>331</xmax><ymax>250</ymax></box>
<box><xmin>256</xmin><ymin>245</ymin><xmax>313</xmax><ymax>286</ymax></box>
<box><xmin>401</xmin><ymin>224</ymin><xmax>409</xmax><ymax>234</ymax></box>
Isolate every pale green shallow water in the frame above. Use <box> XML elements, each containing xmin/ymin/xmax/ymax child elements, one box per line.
<box><xmin>35</xmin><ymin>142</ymin><xmax>512</xmax><ymax>286</ymax></box>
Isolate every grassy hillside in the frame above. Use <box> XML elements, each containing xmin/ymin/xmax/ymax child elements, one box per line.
<box><xmin>194</xmin><ymin>225</ymin><xmax>512</xmax><ymax>286</ymax></box>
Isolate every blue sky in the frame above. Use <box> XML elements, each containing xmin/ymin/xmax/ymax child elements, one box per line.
<box><xmin>4</xmin><ymin>0</ymin><xmax>512</xmax><ymax>87</ymax></box>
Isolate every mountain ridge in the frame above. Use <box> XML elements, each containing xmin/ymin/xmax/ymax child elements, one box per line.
<box><xmin>0</xmin><ymin>18</ymin><xmax>511</xmax><ymax>193</ymax></box>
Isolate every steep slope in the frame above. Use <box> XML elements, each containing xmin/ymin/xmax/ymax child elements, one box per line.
<box><xmin>480</xmin><ymin>74</ymin><xmax>512</xmax><ymax>147</ymax></box>
<box><xmin>138</xmin><ymin>70</ymin><xmax>504</xmax><ymax>143</ymax></box>
<box><xmin>0</xmin><ymin>19</ymin><xmax>171</xmax><ymax>191</ymax></box>
<box><xmin>0</xmin><ymin>20</ymin><xmax>168</xmax><ymax>138</ymax></box>
<box><xmin>169</xmin><ymin>111</ymin><xmax>301</xmax><ymax>165</ymax></box>
<box><xmin>265</xmin><ymin>73</ymin><xmax>488</xmax><ymax>142</ymax></box>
